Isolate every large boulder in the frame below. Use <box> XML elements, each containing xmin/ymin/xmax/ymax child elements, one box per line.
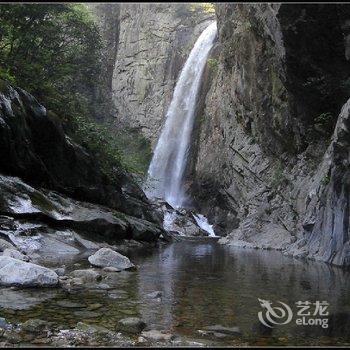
<box><xmin>0</xmin><ymin>175</ymin><xmax>163</xmax><ymax>247</ymax></box>
<box><xmin>0</xmin><ymin>82</ymin><xmax>161</xmax><ymax>225</ymax></box>
<box><xmin>117</xmin><ymin>317</ymin><xmax>146</xmax><ymax>334</ymax></box>
<box><xmin>0</xmin><ymin>256</ymin><xmax>58</xmax><ymax>287</ymax></box>
<box><xmin>2</xmin><ymin>248</ymin><xmax>30</xmax><ymax>262</ymax></box>
<box><xmin>88</xmin><ymin>248</ymin><xmax>135</xmax><ymax>271</ymax></box>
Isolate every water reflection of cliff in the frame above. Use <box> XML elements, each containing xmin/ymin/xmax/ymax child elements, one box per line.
<box><xmin>135</xmin><ymin>242</ymin><xmax>350</xmax><ymax>343</ymax></box>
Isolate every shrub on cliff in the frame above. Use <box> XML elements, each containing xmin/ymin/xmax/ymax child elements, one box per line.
<box><xmin>0</xmin><ymin>4</ymin><xmax>150</xmax><ymax>178</ymax></box>
<box><xmin>0</xmin><ymin>4</ymin><xmax>101</xmax><ymax>117</ymax></box>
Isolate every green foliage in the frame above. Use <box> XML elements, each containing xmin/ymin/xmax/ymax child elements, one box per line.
<box><xmin>70</xmin><ymin>114</ymin><xmax>124</xmax><ymax>180</ymax></box>
<box><xmin>321</xmin><ymin>173</ymin><xmax>331</xmax><ymax>186</ymax></box>
<box><xmin>0</xmin><ymin>4</ymin><xmax>150</xmax><ymax>179</ymax></box>
<box><xmin>112</xmin><ymin>128</ymin><xmax>152</xmax><ymax>176</ymax></box>
<box><xmin>0</xmin><ymin>4</ymin><xmax>101</xmax><ymax>116</ymax></box>
<box><xmin>70</xmin><ymin>113</ymin><xmax>151</xmax><ymax>179</ymax></box>
<box><xmin>314</xmin><ymin>112</ymin><xmax>333</xmax><ymax>132</ymax></box>
<box><xmin>190</xmin><ymin>3</ymin><xmax>215</xmax><ymax>13</ymax></box>
<box><xmin>175</xmin><ymin>3</ymin><xmax>214</xmax><ymax>18</ymax></box>
<box><xmin>207</xmin><ymin>58</ymin><xmax>218</xmax><ymax>69</ymax></box>
<box><xmin>0</xmin><ymin>67</ymin><xmax>16</xmax><ymax>85</ymax></box>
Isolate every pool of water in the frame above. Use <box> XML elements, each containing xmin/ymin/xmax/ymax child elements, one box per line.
<box><xmin>2</xmin><ymin>241</ymin><xmax>350</xmax><ymax>346</ymax></box>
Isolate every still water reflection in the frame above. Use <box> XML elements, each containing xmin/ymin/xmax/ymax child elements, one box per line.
<box><xmin>133</xmin><ymin>241</ymin><xmax>350</xmax><ymax>345</ymax></box>
<box><xmin>2</xmin><ymin>241</ymin><xmax>350</xmax><ymax>346</ymax></box>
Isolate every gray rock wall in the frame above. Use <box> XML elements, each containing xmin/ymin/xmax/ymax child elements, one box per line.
<box><xmin>88</xmin><ymin>3</ymin><xmax>350</xmax><ymax>266</ymax></box>
<box><xmin>111</xmin><ymin>3</ymin><xmax>214</xmax><ymax>145</ymax></box>
<box><xmin>193</xmin><ymin>3</ymin><xmax>350</xmax><ymax>266</ymax></box>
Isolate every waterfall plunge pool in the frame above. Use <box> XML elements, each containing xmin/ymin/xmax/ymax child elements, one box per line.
<box><xmin>1</xmin><ymin>240</ymin><xmax>350</xmax><ymax>346</ymax></box>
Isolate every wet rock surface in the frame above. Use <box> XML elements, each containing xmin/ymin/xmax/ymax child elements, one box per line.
<box><xmin>141</xmin><ymin>329</ymin><xmax>175</xmax><ymax>342</ymax></box>
<box><xmin>88</xmin><ymin>248</ymin><xmax>135</xmax><ymax>271</ymax></box>
<box><xmin>0</xmin><ymin>174</ymin><xmax>163</xmax><ymax>245</ymax></box>
<box><xmin>150</xmin><ymin>199</ymin><xmax>213</xmax><ymax>239</ymax></box>
<box><xmin>0</xmin><ymin>256</ymin><xmax>58</xmax><ymax>287</ymax></box>
<box><xmin>0</xmin><ymin>83</ymin><xmax>161</xmax><ymax>224</ymax></box>
<box><xmin>117</xmin><ymin>317</ymin><xmax>146</xmax><ymax>334</ymax></box>
<box><xmin>199</xmin><ymin>325</ymin><xmax>242</xmax><ymax>338</ymax></box>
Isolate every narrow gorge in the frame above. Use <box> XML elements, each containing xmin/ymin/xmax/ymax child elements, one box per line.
<box><xmin>0</xmin><ymin>2</ymin><xmax>350</xmax><ymax>348</ymax></box>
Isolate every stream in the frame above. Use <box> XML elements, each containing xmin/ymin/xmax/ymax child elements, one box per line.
<box><xmin>1</xmin><ymin>240</ymin><xmax>350</xmax><ymax>346</ymax></box>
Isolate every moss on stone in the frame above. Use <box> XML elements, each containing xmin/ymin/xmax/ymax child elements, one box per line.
<box><xmin>29</xmin><ymin>191</ymin><xmax>57</xmax><ymax>213</ymax></box>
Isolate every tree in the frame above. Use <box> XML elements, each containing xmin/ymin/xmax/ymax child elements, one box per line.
<box><xmin>0</xmin><ymin>4</ymin><xmax>102</xmax><ymax>118</ymax></box>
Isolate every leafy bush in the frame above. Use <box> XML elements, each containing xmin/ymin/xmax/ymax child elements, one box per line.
<box><xmin>70</xmin><ymin>113</ymin><xmax>151</xmax><ymax>179</ymax></box>
<box><xmin>70</xmin><ymin>114</ymin><xmax>124</xmax><ymax>180</ymax></box>
<box><xmin>0</xmin><ymin>4</ymin><xmax>151</xmax><ymax>179</ymax></box>
<box><xmin>190</xmin><ymin>3</ymin><xmax>215</xmax><ymax>13</ymax></box>
<box><xmin>321</xmin><ymin>173</ymin><xmax>331</xmax><ymax>186</ymax></box>
<box><xmin>0</xmin><ymin>4</ymin><xmax>101</xmax><ymax>115</ymax></box>
<box><xmin>207</xmin><ymin>58</ymin><xmax>218</xmax><ymax>69</ymax></box>
<box><xmin>314</xmin><ymin>112</ymin><xmax>333</xmax><ymax>134</ymax></box>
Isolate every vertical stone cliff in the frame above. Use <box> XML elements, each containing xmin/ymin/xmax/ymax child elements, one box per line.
<box><xmin>88</xmin><ymin>3</ymin><xmax>350</xmax><ymax>266</ymax></box>
<box><xmin>88</xmin><ymin>3</ymin><xmax>214</xmax><ymax>144</ymax></box>
<box><xmin>193</xmin><ymin>4</ymin><xmax>350</xmax><ymax>266</ymax></box>
<box><xmin>111</xmin><ymin>3</ymin><xmax>214</xmax><ymax>145</ymax></box>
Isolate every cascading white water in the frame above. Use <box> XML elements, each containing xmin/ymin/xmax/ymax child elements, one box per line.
<box><xmin>192</xmin><ymin>213</ymin><xmax>216</xmax><ymax>237</ymax></box>
<box><xmin>146</xmin><ymin>22</ymin><xmax>217</xmax><ymax>208</ymax></box>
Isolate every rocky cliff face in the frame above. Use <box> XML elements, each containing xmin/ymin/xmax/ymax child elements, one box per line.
<box><xmin>0</xmin><ymin>81</ymin><xmax>164</xmax><ymax>247</ymax></box>
<box><xmin>192</xmin><ymin>4</ymin><xmax>350</xmax><ymax>266</ymax></box>
<box><xmin>87</xmin><ymin>3</ymin><xmax>120</xmax><ymax>122</ymax></box>
<box><xmin>86</xmin><ymin>3</ymin><xmax>350</xmax><ymax>266</ymax></box>
<box><xmin>111</xmin><ymin>3</ymin><xmax>214</xmax><ymax>145</ymax></box>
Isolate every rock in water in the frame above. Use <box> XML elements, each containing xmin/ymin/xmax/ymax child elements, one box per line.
<box><xmin>69</xmin><ymin>269</ymin><xmax>102</xmax><ymax>283</ymax></box>
<box><xmin>21</xmin><ymin>319</ymin><xmax>50</xmax><ymax>333</ymax></box>
<box><xmin>202</xmin><ymin>325</ymin><xmax>242</xmax><ymax>337</ymax></box>
<box><xmin>141</xmin><ymin>330</ymin><xmax>174</xmax><ymax>342</ymax></box>
<box><xmin>117</xmin><ymin>317</ymin><xmax>146</xmax><ymax>334</ymax></box>
<box><xmin>0</xmin><ymin>256</ymin><xmax>58</xmax><ymax>287</ymax></box>
<box><xmin>88</xmin><ymin>248</ymin><xmax>135</xmax><ymax>270</ymax></box>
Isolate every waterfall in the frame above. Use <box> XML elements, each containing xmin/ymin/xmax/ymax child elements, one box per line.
<box><xmin>146</xmin><ymin>21</ymin><xmax>217</xmax><ymax>208</ymax></box>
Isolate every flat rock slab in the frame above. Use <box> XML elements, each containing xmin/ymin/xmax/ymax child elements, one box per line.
<box><xmin>0</xmin><ymin>238</ymin><xmax>15</xmax><ymax>252</ymax></box>
<box><xmin>2</xmin><ymin>248</ymin><xmax>29</xmax><ymax>262</ymax></box>
<box><xmin>0</xmin><ymin>256</ymin><xmax>58</xmax><ymax>287</ymax></box>
<box><xmin>88</xmin><ymin>248</ymin><xmax>135</xmax><ymax>271</ymax></box>
<box><xmin>0</xmin><ymin>288</ymin><xmax>57</xmax><ymax>310</ymax></box>
<box><xmin>141</xmin><ymin>330</ymin><xmax>174</xmax><ymax>342</ymax></box>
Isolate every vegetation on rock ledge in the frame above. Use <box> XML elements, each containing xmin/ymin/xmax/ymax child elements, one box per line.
<box><xmin>0</xmin><ymin>4</ymin><xmax>150</xmax><ymax>178</ymax></box>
